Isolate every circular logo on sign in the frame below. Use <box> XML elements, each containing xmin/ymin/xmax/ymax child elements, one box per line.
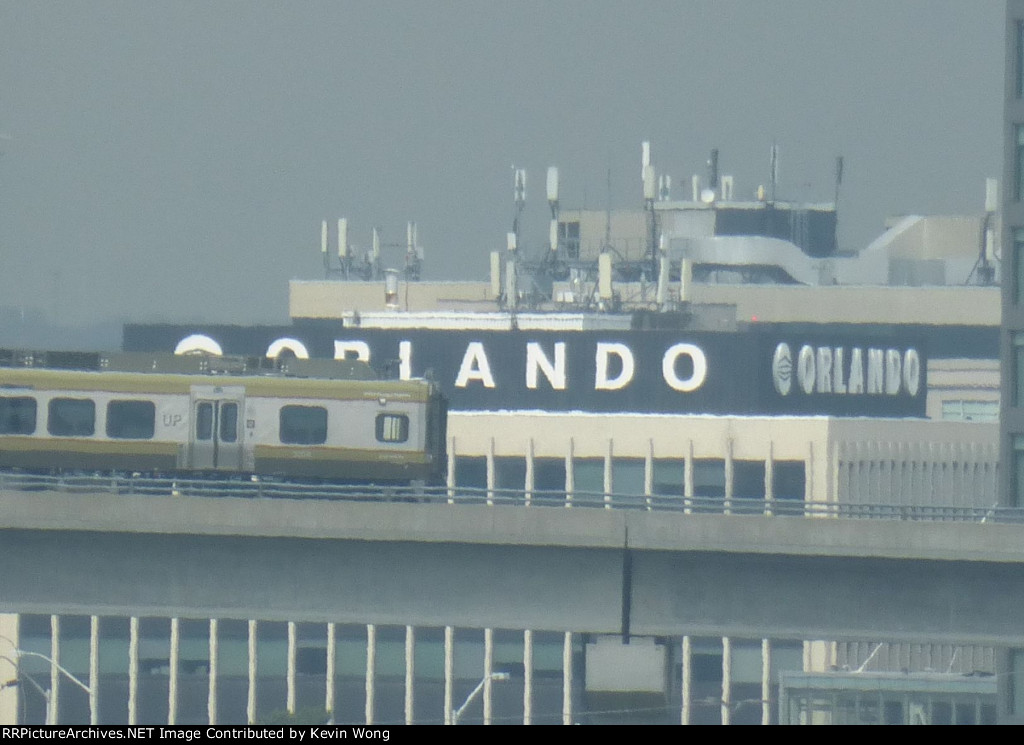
<box><xmin>772</xmin><ymin>342</ymin><xmax>792</xmax><ymax>396</ymax></box>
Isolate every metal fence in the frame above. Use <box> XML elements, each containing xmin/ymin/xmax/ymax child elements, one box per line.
<box><xmin>0</xmin><ymin>471</ymin><xmax>1020</xmax><ymax>524</ymax></box>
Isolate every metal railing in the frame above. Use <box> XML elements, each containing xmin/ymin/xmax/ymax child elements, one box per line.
<box><xmin>0</xmin><ymin>471</ymin><xmax>1020</xmax><ymax>524</ymax></box>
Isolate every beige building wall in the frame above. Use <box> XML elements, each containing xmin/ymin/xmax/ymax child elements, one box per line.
<box><xmin>291</xmin><ymin>278</ymin><xmax>1000</xmax><ymax>327</ymax></box>
<box><xmin>447</xmin><ymin>412</ymin><xmax>997</xmax><ymax>509</ymax></box>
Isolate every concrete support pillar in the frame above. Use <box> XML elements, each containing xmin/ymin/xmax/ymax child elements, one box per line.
<box><xmin>365</xmin><ymin>625</ymin><xmax>376</xmax><ymax>725</ymax></box>
<box><xmin>525</xmin><ymin>438</ymin><xmax>535</xmax><ymax>506</ymax></box>
<box><xmin>761</xmin><ymin>638</ymin><xmax>772</xmax><ymax>726</ymax></box>
<box><xmin>523</xmin><ymin>629</ymin><xmax>533</xmax><ymax>725</ymax></box>
<box><xmin>88</xmin><ymin>616</ymin><xmax>99</xmax><ymax>726</ymax></box>
<box><xmin>404</xmin><ymin>626</ymin><xmax>415</xmax><ymax>726</ymax></box>
<box><xmin>447</xmin><ymin>436</ymin><xmax>456</xmax><ymax>504</ymax></box>
<box><xmin>604</xmin><ymin>439</ymin><xmax>613</xmax><ymax>508</ymax></box>
<box><xmin>325</xmin><ymin>623</ymin><xmax>335</xmax><ymax>718</ymax></box>
<box><xmin>681</xmin><ymin>635</ymin><xmax>692</xmax><ymax>725</ymax></box>
<box><xmin>486</xmin><ymin>438</ymin><xmax>495</xmax><ymax>506</ymax></box>
<box><xmin>721</xmin><ymin>637</ymin><xmax>732</xmax><ymax>725</ymax></box>
<box><xmin>724</xmin><ymin>440</ymin><xmax>734</xmax><ymax>515</ymax></box>
<box><xmin>565</xmin><ymin>439</ymin><xmax>574</xmax><ymax>507</ymax></box>
<box><xmin>49</xmin><ymin>616</ymin><xmax>60</xmax><ymax>726</ymax></box>
<box><xmin>0</xmin><ymin>615</ymin><xmax>19</xmax><ymax>725</ymax></box>
<box><xmin>208</xmin><ymin>619</ymin><xmax>218</xmax><ymax>725</ymax></box>
<box><xmin>168</xmin><ymin>617</ymin><xmax>180</xmax><ymax>725</ymax></box>
<box><xmin>443</xmin><ymin>626</ymin><xmax>454</xmax><ymax>725</ymax></box>
<box><xmin>644</xmin><ymin>439</ymin><xmax>654</xmax><ymax>509</ymax></box>
<box><xmin>127</xmin><ymin>617</ymin><xmax>138</xmax><ymax>725</ymax></box>
<box><xmin>684</xmin><ymin>440</ymin><xmax>694</xmax><ymax>513</ymax></box>
<box><xmin>483</xmin><ymin>628</ymin><xmax>494</xmax><ymax>725</ymax></box>
<box><xmin>562</xmin><ymin>632</ymin><xmax>573</xmax><ymax>726</ymax></box>
<box><xmin>246</xmin><ymin>620</ymin><xmax>257</xmax><ymax>724</ymax></box>
<box><xmin>286</xmin><ymin>622</ymin><xmax>296</xmax><ymax>715</ymax></box>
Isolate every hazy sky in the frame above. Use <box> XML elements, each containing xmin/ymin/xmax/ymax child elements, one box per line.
<box><xmin>0</xmin><ymin>1</ymin><xmax>1004</xmax><ymax>327</ymax></box>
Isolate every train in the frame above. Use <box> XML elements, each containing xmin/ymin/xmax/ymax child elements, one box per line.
<box><xmin>0</xmin><ymin>349</ymin><xmax>447</xmax><ymax>484</ymax></box>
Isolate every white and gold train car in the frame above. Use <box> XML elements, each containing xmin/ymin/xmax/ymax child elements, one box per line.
<box><xmin>0</xmin><ymin>351</ymin><xmax>447</xmax><ymax>483</ymax></box>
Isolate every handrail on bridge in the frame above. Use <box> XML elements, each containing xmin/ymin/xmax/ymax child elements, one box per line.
<box><xmin>0</xmin><ymin>471</ymin><xmax>1019</xmax><ymax>525</ymax></box>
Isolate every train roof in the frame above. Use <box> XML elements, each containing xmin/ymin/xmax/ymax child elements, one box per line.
<box><xmin>0</xmin><ymin>350</ymin><xmax>435</xmax><ymax>401</ymax></box>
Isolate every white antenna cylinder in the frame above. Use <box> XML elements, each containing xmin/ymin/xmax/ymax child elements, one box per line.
<box><xmin>721</xmin><ymin>175</ymin><xmax>734</xmax><ymax>201</ymax></box>
<box><xmin>770</xmin><ymin>144</ymin><xmax>779</xmax><ymax>191</ymax></box>
<box><xmin>546</xmin><ymin>166</ymin><xmax>559</xmax><ymax>203</ymax></box>
<box><xmin>549</xmin><ymin>220</ymin><xmax>559</xmax><ymax>252</ymax></box>
<box><xmin>372</xmin><ymin>228</ymin><xmax>381</xmax><ymax>261</ymax></box>
<box><xmin>691</xmin><ymin>175</ymin><xmax>701</xmax><ymax>202</ymax></box>
<box><xmin>321</xmin><ymin>220</ymin><xmax>328</xmax><ymax>254</ymax></box>
<box><xmin>514</xmin><ymin>169</ymin><xmax>527</xmax><ymax>203</ymax></box>
<box><xmin>641</xmin><ymin>141</ymin><xmax>651</xmax><ymax>176</ymax></box>
<box><xmin>598</xmin><ymin>253</ymin><xmax>613</xmax><ymax>299</ymax></box>
<box><xmin>490</xmin><ymin>251</ymin><xmax>502</xmax><ymax>297</ymax></box>
<box><xmin>506</xmin><ymin>231</ymin><xmax>517</xmax><ymax>252</ymax></box>
<box><xmin>985</xmin><ymin>178</ymin><xmax>998</xmax><ymax>213</ymax></box>
<box><xmin>679</xmin><ymin>258</ymin><xmax>693</xmax><ymax>302</ymax></box>
<box><xmin>407</xmin><ymin>222</ymin><xmax>414</xmax><ymax>253</ymax></box>
<box><xmin>412</xmin><ymin>222</ymin><xmax>419</xmax><ymax>250</ymax></box>
<box><xmin>505</xmin><ymin>258</ymin><xmax>518</xmax><ymax>307</ymax></box>
<box><xmin>643</xmin><ymin>164</ymin><xmax>656</xmax><ymax>201</ymax></box>
<box><xmin>656</xmin><ymin>255</ymin><xmax>670</xmax><ymax>306</ymax></box>
<box><xmin>384</xmin><ymin>269</ymin><xmax>400</xmax><ymax>309</ymax></box>
<box><xmin>337</xmin><ymin>218</ymin><xmax>348</xmax><ymax>258</ymax></box>
<box><xmin>658</xmin><ymin>232</ymin><xmax>666</xmax><ymax>253</ymax></box>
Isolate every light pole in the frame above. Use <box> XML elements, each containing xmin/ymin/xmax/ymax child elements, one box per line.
<box><xmin>451</xmin><ymin>672</ymin><xmax>510</xmax><ymax>725</ymax></box>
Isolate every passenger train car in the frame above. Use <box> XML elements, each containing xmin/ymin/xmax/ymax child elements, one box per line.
<box><xmin>0</xmin><ymin>350</ymin><xmax>447</xmax><ymax>484</ymax></box>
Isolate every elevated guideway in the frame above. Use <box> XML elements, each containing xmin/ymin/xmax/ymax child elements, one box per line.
<box><xmin>0</xmin><ymin>479</ymin><xmax>1023</xmax><ymax>644</ymax></box>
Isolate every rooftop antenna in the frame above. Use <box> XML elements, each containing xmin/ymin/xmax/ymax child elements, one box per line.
<box><xmin>769</xmin><ymin>143</ymin><xmax>779</xmax><ymax>203</ymax></box>
<box><xmin>321</xmin><ymin>220</ymin><xmax>330</xmax><ymax>277</ymax></box>
<box><xmin>547</xmin><ymin>166</ymin><xmax>560</xmax><ymax>257</ymax></box>
<box><xmin>968</xmin><ymin>178</ymin><xmax>999</xmax><ymax>286</ymax></box>
<box><xmin>605</xmin><ymin>165</ymin><xmax>614</xmax><ymax>252</ymax></box>
<box><xmin>512</xmin><ymin>167</ymin><xmax>527</xmax><ymax>246</ymax></box>
<box><xmin>641</xmin><ymin>141</ymin><xmax>658</xmax><ymax>276</ymax></box>
<box><xmin>834</xmin><ymin>155</ymin><xmax>844</xmax><ymax>208</ymax></box>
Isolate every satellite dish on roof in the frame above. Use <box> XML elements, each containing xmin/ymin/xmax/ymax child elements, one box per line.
<box><xmin>700</xmin><ymin>188</ymin><xmax>716</xmax><ymax>204</ymax></box>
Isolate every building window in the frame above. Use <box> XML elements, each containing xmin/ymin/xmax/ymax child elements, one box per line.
<box><xmin>494</xmin><ymin>456</ymin><xmax>525</xmax><ymax>493</ymax></box>
<box><xmin>1016</xmin><ymin>126</ymin><xmax>1024</xmax><ymax>201</ymax></box>
<box><xmin>279</xmin><ymin>405</ymin><xmax>327</xmax><ymax>445</ymax></box>
<box><xmin>220</xmin><ymin>402</ymin><xmax>238</xmax><ymax>443</ymax></box>
<box><xmin>941</xmin><ymin>400</ymin><xmax>999</xmax><ymax>422</ymax></box>
<box><xmin>652</xmin><ymin>459</ymin><xmax>685</xmax><ymax>497</ymax></box>
<box><xmin>558</xmin><ymin>221</ymin><xmax>580</xmax><ymax>259</ymax></box>
<box><xmin>1016</xmin><ymin>335</ymin><xmax>1024</xmax><ymax>408</ymax></box>
<box><xmin>572</xmin><ymin>458</ymin><xmax>604</xmax><ymax>498</ymax></box>
<box><xmin>1015</xmin><ymin>229</ymin><xmax>1024</xmax><ymax>305</ymax></box>
<box><xmin>1014</xmin><ymin>436</ymin><xmax>1024</xmax><ymax>508</ymax></box>
<box><xmin>106</xmin><ymin>400</ymin><xmax>155</xmax><ymax>439</ymax></box>
<box><xmin>1011</xmin><ymin>649</ymin><xmax>1024</xmax><ymax>715</ymax></box>
<box><xmin>48</xmin><ymin>398</ymin><xmax>95</xmax><ymax>437</ymax></box>
<box><xmin>1018</xmin><ymin>21</ymin><xmax>1024</xmax><ymax>98</ymax></box>
<box><xmin>611</xmin><ymin>458</ymin><xmax>645</xmax><ymax>497</ymax></box>
<box><xmin>454</xmin><ymin>455</ymin><xmax>486</xmax><ymax>490</ymax></box>
<box><xmin>375</xmin><ymin>413</ymin><xmax>409</xmax><ymax>443</ymax></box>
<box><xmin>0</xmin><ymin>396</ymin><xmax>36</xmax><ymax>435</ymax></box>
<box><xmin>532</xmin><ymin>457</ymin><xmax>566</xmax><ymax>501</ymax></box>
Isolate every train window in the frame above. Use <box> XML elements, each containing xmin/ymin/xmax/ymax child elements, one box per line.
<box><xmin>220</xmin><ymin>403</ymin><xmax>238</xmax><ymax>443</ymax></box>
<box><xmin>375</xmin><ymin>413</ymin><xmax>409</xmax><ymax>443</ymax></box>
<box><xmin>196</xmin><ymin>403</ymin><xmax>213</xmax><ymax>441</ymax></box>
<box><xmin>48</xmin><ymin>398</ymin><xmax>95</xmax><ymax>437</ymax></box>
<box><xmin>106</xmin><ymin>400</ymin><xmax>155</xmax><ymax>439</ymax></box>
<box><xmin>0</xmin><ymin>396</ymin><xmax>36</xmax><ymax>435</ymax></box>
<box><xmin>279</xmin><ymin>405</ymin><xmax>327</xmax><ymax>445</ymax></box>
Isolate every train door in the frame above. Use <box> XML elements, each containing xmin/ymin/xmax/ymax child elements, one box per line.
<box><xmin>189</xmin><ymin>385</ymin><xmax>245</xmax><ymax>471</ymax></box>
